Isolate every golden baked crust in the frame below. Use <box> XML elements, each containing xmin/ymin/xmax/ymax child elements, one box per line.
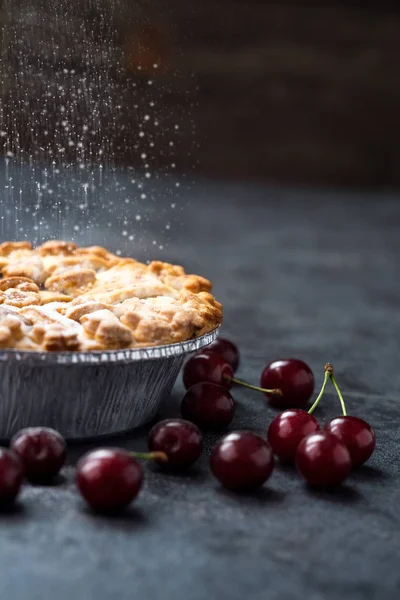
<box><xmin>0</xmin><ymin>241</ymin><xmax>222</xmax><ymax>351</ymax></box>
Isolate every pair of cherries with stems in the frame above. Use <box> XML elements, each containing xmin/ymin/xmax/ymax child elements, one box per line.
<box><xmin>181</xmin><ymin>341</ymin><xmax>375</xmax><ymax>490</ymax></box>
<box><xmin>268</xmin><ymin>363</ymin><xmax>376</xmax><ymax>486</ymax></box>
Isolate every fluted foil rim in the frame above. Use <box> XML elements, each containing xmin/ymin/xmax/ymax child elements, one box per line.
<box><xmin>0</xmin><ymin>327</ymin><xmax>220</xmax><ymax>366</ymax></box>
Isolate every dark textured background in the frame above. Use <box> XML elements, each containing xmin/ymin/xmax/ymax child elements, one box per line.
<box><xmin>0</xmin><ymin>179</ymin><xmax>400</xmax><ymax>599</ymax></box>
<box><xmin>2</xmin><ymin>0</ymin><xmax>400</xmax><ymax>186</ymax></box>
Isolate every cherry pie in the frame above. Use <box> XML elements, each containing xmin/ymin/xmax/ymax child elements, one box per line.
<box><xmin>0</xmin><ymin>241</ymin><xmax>222</xmax><ymax>351</ymax></box>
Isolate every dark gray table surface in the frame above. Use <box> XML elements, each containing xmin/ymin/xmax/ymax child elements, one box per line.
<box><xmin>1</xmin><ymin>171</ymin><xmax>400</xmax><ymax>600</ymax></box>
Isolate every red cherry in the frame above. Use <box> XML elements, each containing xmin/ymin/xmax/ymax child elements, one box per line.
<box><xmin>206</xmin><ymin>338</ymin><xmax>240</xmax><ymax>372</ymax></box>
<box><xmin>181</xmin><ymin>383</ymin><xmax>235</xmax><ymax>430</ymax></box>
<box><xmin>10</xmin><ymin>427</ymin><xmax>67</xmax><ymax>480</ymax></box>
<box><xmin>148</xmin><ymin>419</ymin><xmax>203</xmax><ymax>469</ymax></box>
<box><xmin>76</xmin><ymin>448</ymin><xmax>143</xmax><ymax>512</ymax></box>
<box><xmin>295</xmin><ymin>431</ymin><xmax>351</xmax><ymax>487</ymax></box>
<box><xmin>267</xmin><ymin>409</ymin><xmax>320</xmax><ymax>463</ymax></box>
<box><xmin>325</xmin><ymin>416</ymin><xmax>375</xmax><ymax>467</ymax></box>
<box><xmin>183</xmin><ymin>352</ymin><xmax>233</xmax><ymax>390</ymax></box>
<box><xmin>261</xmin><ymin>359</ymin><xmax>314</xmax><ymax>408</ymax></box>
<box><xmin>0</xmin><ymin>449</ymin><xmax>23</xmax><ymax>505</ymax></box>
<box><xmin>210</xmin><ymin>431</ymin><xmax>274</xmax><ymax>491</ymax></box>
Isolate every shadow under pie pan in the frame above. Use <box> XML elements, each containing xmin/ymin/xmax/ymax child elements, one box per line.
<box><xmin>0</xmin><ymin>328</ymin><xmax>219</xmax><ymax>441</ymax></box>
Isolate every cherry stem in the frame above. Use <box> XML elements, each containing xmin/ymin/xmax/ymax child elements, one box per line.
<box><xmin>308</xmin><ymin>362</ymin><xmax>348</xmax><ymax>416</ymax></box>
<box><xmin>308</xmin><ymin>369</ymin><xmax>330</xmax><ymax>415</ymax></box>
<box><xmin>131</xmin><ymin>451</ymin><xmax>168</xmax><ymax>463</ymax></box>
<box><xmin>330</xmin><ymin>374</ymin><xmax>347</xmax><ymax>416</ymax></box>
<box><xmin>230</xmin><ymin>377</ymin><xmax>282</xmax><ymax>397</ymax></box>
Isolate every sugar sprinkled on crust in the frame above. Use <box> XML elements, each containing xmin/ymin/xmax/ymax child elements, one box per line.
<box><xmin>0</xmin><ymin>241</ymin><xmax>222</xmax><ymax>351</ymax></box>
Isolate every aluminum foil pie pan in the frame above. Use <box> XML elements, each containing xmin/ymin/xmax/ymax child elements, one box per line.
<box><xmin>0</xmin><ymin>328</ymin><xmax>219</xmax><ymax>441</ymax></box>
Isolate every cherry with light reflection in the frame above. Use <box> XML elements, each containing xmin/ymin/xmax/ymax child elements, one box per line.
<box><xmin>261</xmin><ymin>359</ymin><xmax>314</xmax><ymax>408</ymax></box>
<box><xmin>295</xmin><ymin>431</ymin><xmax>352</xmax><ymax>487</ymax></box>
<box><xmin>76</xmin><ymin>448</ymin><xmax>167</xmax><ymax>512</ymax></box>
<box><xmin>206</xmin><ymin>338</ymin><xmax>240</xmax><ymax>372</ymax></box>
<box><xmin>76</xmin><ymin>449</ymin><xmax>144</xmax><ymax>512</ymax></box>
<box><xmin>210</xmin><ymin>431</ymin><xmax>274</xmax><ymax>491</ymax></box>
<box><xmin>10</xmin><ymin>427</ymin><xmax>67</xmax><ymax>480</ymax></box>
<box><xmin>183</xmin><ymin>351</ymin><xmax>233</xmax><ymax>390</ymax></box>
<box><xmin>267</xmin><ymin>409</ymin><xmax>320</xmax><ymax>463</ymax></box>
<box><xmin>181</xmin><ymin>382</ymin><xmax>235</xmax><ymax>431</ymax></box>
<box><xmin>148</xmin><ymin>419</ymin><xmax>203</xmax><ymax>469</ymax></box>
<box><xmin>325</xmin><ymin>416</ymin><xmax>375</xmax><ymax>468</ymax></box>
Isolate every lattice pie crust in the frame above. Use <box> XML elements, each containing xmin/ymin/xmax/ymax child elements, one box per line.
<box><xmin>0</xmin><ymin>241</ymin><xmax>222</xmax><ymax>351</ymax></box>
